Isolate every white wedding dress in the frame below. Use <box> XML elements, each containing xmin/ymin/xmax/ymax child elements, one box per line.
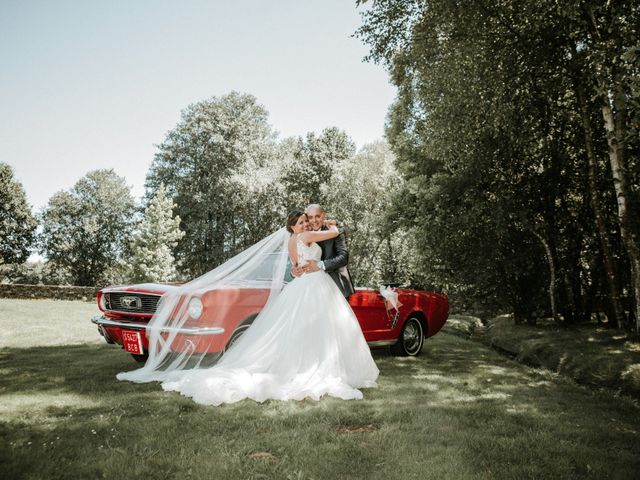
<box><xmin>157</xmin><ymin>236</ymin><xmax>379</xmax><ymax>406</ymax></box>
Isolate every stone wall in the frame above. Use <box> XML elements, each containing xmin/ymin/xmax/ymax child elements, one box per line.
<box><xmin>0</xmin><ymin>283</ymin><xmax>99</xmax><ymax>302</ymax></box>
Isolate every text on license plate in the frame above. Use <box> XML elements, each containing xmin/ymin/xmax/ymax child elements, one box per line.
<box><xmin>122</xmin><ymin>330</ymin><xmax>144</xmax><ymax>355</ymax></box>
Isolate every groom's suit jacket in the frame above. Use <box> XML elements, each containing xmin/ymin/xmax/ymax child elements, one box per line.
<box><xmin>317</xmin><ymin>225</ymin><xmax>355</xmax><ymax>298</ymax></box>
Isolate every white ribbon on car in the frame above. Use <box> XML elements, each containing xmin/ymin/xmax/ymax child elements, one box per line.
<box><xmin>379</xmin><ymin>285</ymin><xmax>401</xmax><ymax>310</ymax></box>
<box><xmin>379</xmin><ymin>285</ymin><xmax>402</xmax><ymax>329</ymax></box>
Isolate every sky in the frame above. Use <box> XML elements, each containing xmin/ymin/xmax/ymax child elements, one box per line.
<box><xmin>0</xmin><ymin>0</ymin><xmax>396</xmax><ymax>213</ymax></box>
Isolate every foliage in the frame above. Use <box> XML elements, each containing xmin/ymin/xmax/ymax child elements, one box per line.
<box><xmin>356</xmin><ymin>0</ymin><xmax>640</xmax><ymax>326</ymax></box>
<box><xmin>0</xmin><ymin>163</ymin><xmax>37</xmax><ymax>266</ymax></box>
<box><xmin>18</xmin><ymin>92</ymin><xmax>410</xmax><ymax>289</ymax></box>
<box><xmin>145</xmin><ymin>92</ymin><xmax>283</xmax><ymax>276</ymax></box>
<box><xmin>0</xmin><ymin>260</ymin><xmax>71</xmax><ymax>285</ymax></box>
<box><xmin>126</xmin><ymin>184</ymin><xmax>185</xmax><ymax>283</ymax></box>
<box><xmin>323</xmin><ymin>141</ymin><xmax>420</xmax><ymax>287</ymax></box>
<box><xmin>144</xmin><ymin>92</ymin><xmax>374</xmax><ymax>280</ymax></box>
<box><xmin>142</xmin><ymin>84</ymin><xmax>420</xmax><ymax>287</ymax></box>
<box><xmin>280</xmin><ymin>127</ymin><xmax>356</xmax><ymax>208</ymax></box>
<box><xmin>38</xmin><ymin>169</ymin><xmax>136</xmax><ymax>286</ymax></box>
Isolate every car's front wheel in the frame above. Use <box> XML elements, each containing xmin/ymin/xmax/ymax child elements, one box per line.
<box><xmin>390</xmin><ymin>316</ymin><xmax>425</xmax><ymax>356</ymax></box>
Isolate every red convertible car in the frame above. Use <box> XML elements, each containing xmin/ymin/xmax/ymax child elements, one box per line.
<box><xmin>91</xmin><ymin>282</ymin><xmax>449</xmax><ymax>362</ymax></box>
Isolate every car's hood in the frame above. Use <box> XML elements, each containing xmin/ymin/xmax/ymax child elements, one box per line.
<box><xmin>101</xmin><ymin>283</ymin><xmax>448</xmax><ymax>300</ymax></box>
<box><xmin>101</xmin><ymin>283</ymin><xmax>182</xmax><ymax>296</ymax></box>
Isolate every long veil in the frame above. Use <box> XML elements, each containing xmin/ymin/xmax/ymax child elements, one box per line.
<box><xmin>116</xmin><ymin>227</ymin><xmax>290</xmax><ymax>383</ymax></box>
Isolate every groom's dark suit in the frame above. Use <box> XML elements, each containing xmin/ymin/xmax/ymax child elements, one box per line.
<box><xmin>317</xmin><ymin>225</ymin><xmax>355</xmax><ymax>298</ymax></box>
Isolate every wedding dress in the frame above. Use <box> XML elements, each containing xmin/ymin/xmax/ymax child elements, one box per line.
<box><xmin>135</xmin><ymin>235</ymin><xmax>379</xmax><ymax>406</ymax></box>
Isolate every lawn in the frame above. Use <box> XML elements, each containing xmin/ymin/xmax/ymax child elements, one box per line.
<box><xmin>476</xmin><ymin>315</ymin><xmax>640</xmax><ymax>398</ymax></box>
<box><xmin>0</xmin><ymin>298</ymin><xmax>101</xmax><ymax>348</ymax></box>
<box><xmin>1</xmin><ymin>299</ymin><xmax>639</xmax><ymax>479</ymax></box>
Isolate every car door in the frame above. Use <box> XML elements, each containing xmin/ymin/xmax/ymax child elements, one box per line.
<box><xmin>348</xmin><ymin>289</ymin><xmax>391</xmax><ymax>340</ymax></box>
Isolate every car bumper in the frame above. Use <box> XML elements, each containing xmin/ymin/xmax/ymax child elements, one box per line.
<box><xmin>91</xmin><ymin>315</ymin><xmax>225</xmax><ymax>336</ymax></box>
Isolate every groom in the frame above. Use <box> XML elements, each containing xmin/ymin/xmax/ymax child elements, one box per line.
<box><xmin>291</xmin><ymin>204</ymin><xmax>355</xmax><ymax>298</ymax></box>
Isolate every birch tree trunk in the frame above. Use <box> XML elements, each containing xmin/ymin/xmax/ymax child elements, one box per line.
<box><xmin>576</xmin><ymin>81</ymin><xmax>625</xmax><ymax>328</ymax></box>
<box><xmin>583</xmin><ymin>2</ymin><xmax>640</xmax><ymax>330</ymax></box>
<box><xmin>601</xmin><ymin>83</ymin><xmax>640</xmax><ymax>332</ymax></box>
<box><xmin>531</xmin><ymin>229</ymin><xmax>559</xmax><ymax>323</ymax></box>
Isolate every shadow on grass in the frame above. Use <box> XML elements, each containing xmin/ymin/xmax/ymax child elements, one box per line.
<box><xmin>0</xmin><ymin>344</ymin><xmax>159</xmax><ymax>397</ymax></box>
<box><xmin>2</xmin><ymin>337</ymin><xmax>640</xmax><ymax>479</ymax></box>
<box><xmin>0</xmin><ymin>342</ymin><xmax>528</xmax><ymax>400</ymax></box>
<box><xmin>480</xmin><ymin>317</ymin><xmax>640</xmax><ymax>398</ymax></box>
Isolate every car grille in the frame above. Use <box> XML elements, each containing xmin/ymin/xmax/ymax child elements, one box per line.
<box><xmin>105</xmin><ymin>292</ymin><xmax>161</xmax><ymax>315</ymax></box>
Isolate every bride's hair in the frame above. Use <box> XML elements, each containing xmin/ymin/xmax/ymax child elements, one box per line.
<box><xmin>286</xmin><ymin>210</ymin><xmax>306</xmax><ymax>233</ymax></box>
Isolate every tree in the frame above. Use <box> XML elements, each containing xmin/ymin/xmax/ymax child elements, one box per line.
<box><xmin>39</xmin><ymin>169</ymin><xmax>136</xmax><ymax>286</ymax></box>
<box><xmin>0</xmin><ymin>259</ymin><xmax>71</xmax><ymax>285</ymax></box>
<box><xmin>577</xmin><ymin>2</ymin><xmax>640</xmax><ymax>331</ymax></box>
<box><xmin>280</xmin><ymin>127</ymin><xmax>356</xmax><ymax>208</ymax></box>
<box><xmin>323</xmin><ymin>141</ymin><xmax>419</xmax><ymax>287</ymax></box>
<box><xmin>145</xmin><ymin>91</ymin><xmax>280</xmax><ymax>276</ymax></box>
<box><xmin>0</xmin><ymin>163</ymin><xmax>37</xmax><ymax>267</ymax></box>
<box><xmin>127</xmin><ymin>184</ymin><xmax>185</xmax><ymax>283</ymax></box>
<box><xmin>356</xmin><ymin>0</ymin><xmax>640</xmax><ymax>326</ymax></box>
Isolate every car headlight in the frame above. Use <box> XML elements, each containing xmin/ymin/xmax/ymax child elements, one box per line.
<box><xmin>187</xmin><ymin>297</ymin><xmax>203</xmax><ymax>319</ymax></box>
<box><xmin>98</xmin><ymin>293</ymin><xmax>106</xmax><ymax>311</ymax></box>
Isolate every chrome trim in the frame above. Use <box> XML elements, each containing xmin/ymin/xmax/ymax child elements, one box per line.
<box><xmin>367</xmin><ymin>340</ymin><xmax>396</xmax><ymax>347</ymax></box>
<box><xmin>120</xmin><ymin>295</ymin><xmax>142</xmax><ymax>309</ymax></box>
<box><xmin>103</xmin><ymin>309</ymin><xmax>155</xmax><ymax>317</ymax></box>
<box><xmin>390</xmin><ymin>310</ymin><xmax>400</xmax><ymax>329</ymax></box>
<box><xmin>104</xmin><ymin>292</ymin><xmax>162</xmax><ymax>315</ymax></box>
<box><xmin>91</xmin><ymin>315</ymin><xmax>224</xmax><ymax>336</ymax></box>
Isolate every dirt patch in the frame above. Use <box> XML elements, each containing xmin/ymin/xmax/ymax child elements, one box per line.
<box><xmin>248</xmin><ymin>451</ymin><xmax>278</xmax><ymax>462</ymax></box>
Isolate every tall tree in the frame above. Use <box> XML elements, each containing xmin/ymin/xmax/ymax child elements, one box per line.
<box><xmin>578</xmin><ymin>1</ymin><xmax>640</xmax><ymax>331</ymax></box>
<box><xmin>356</xmin><ymin>0</ymin><xmax>639</xmax><ymax>326</ymax></box>
<box><xmin>127</xmin><ymin>184</ymin><xmax>185</xmax><ymax>283</ymax></box>
<box><xmin>280</xmin><ymin>127</ymin><xmax>356</xmax><ymax>208</ymax></box>
<box><xmin>145</xmin><ymin>92</ymin><xmax>280</xmax><ymax>276</ymax></box>
<box><xmin>323</xmin><ymin>141</ymin><xmax>418</xmax><ymax>287</ymax></box>
<box><xmin>39</xmin><ymin>169</ymin><xmax>135</xmax><ymax>286</ymax></box>
<box><xmin>0</xmin><ymin>163</ymin><xmax>37</xmax><ymax>267</ymax></box>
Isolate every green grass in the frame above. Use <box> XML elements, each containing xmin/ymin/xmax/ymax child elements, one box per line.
<box><xmin>478</xmin><ymin>315</ymin><xmax>640</xmax><ymax>398</ymax></box>
<box><xmin>0</xmin><ymin>298</ymin><xmax>101</xmax><ymax>348</ymax></box>
<box><xmin>441</xmin><ymin>315</ymin><xmax>484</xmax><ymax>338</ymax></box>
<box><xmin>1</xmin><ymin>301</ymin><xmax>640</xmax><ymax>479</ymax></box>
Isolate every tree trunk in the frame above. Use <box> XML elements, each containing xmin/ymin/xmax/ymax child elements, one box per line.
<box><xmin>531</xmin><ymin>229</ymin><xmax>559</xmax><ymax>323</ymax></box>
<box><xmin>583</xmin><ymin>5</ymin><xmax>640</xmax><ymax>329</ymax></box>
<box><xmin>576</xmin><ymin>81</ymin><xmax>625</xmax><ymax>328</ymax></box>
<box><xmin>601</xmin><ymin>85</ymin><xmax>640</xmax><ymax>333</ymax></box>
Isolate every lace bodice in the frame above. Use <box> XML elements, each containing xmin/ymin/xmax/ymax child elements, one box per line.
<box><xmin>296</xmin><ymin>236</ymin><xmax>322</xmax><ymax>265</ymax></box>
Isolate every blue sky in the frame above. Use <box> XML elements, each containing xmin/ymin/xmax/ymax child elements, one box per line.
<box><xmin>0</xmin><ymin>0</ymin><xmax>395</xmax><ymax>212</ymax></box>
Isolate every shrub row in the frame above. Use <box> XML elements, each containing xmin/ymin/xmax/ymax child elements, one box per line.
<box><xmin>0</xmin><ymin>283</ymin><xmax>98</xmax><ymax>302</ymax></box>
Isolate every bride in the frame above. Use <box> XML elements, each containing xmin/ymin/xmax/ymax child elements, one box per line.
<box><xmin>116</xmin><ymin>210</ymin><xmax>379</xmax><ymax>406</ymax></box>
